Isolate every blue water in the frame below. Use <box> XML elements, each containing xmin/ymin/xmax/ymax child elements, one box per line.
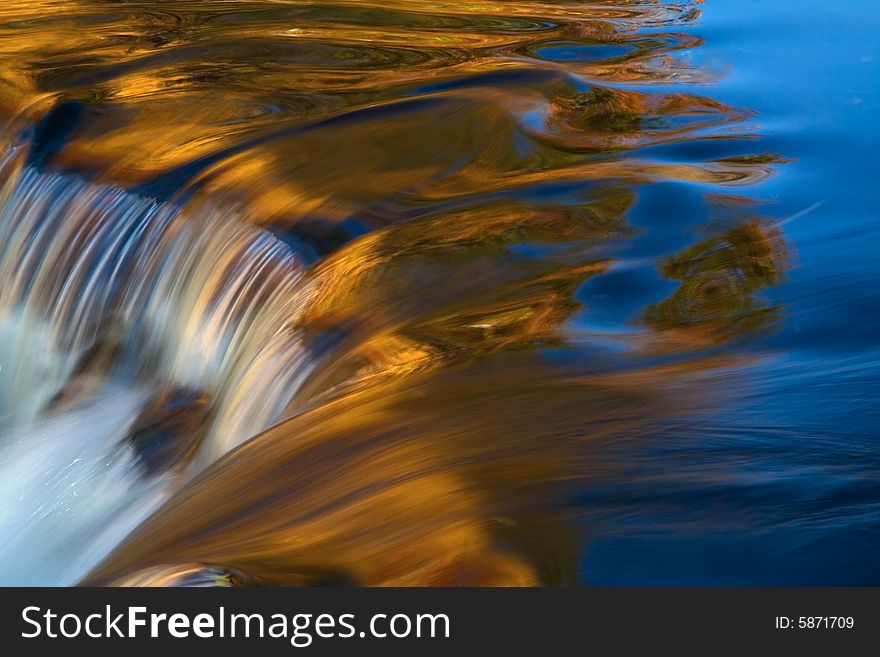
<box><xmin>0</xmin><ymin>0</ymin><xmax>877</xmax><ymax>586</ymax></box>
<box><xmin>579</xmin><ymin>0</ymin><xmax>880</xmax><ymax>585</ymax></box>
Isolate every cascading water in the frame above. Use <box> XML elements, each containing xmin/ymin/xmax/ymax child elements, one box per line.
<box><xmin>0</xmin><ymin>0</ymin><xmax>875</xmax><ymax>588</ymax></box>
<box><xmin>0</xmin><ymin>150</ymin><xmax>316</xmax><ymax>584</ymax></box>
<box><xmin>0</xmin><ymin>0</ymin><xmax>788</xmax><ymax>587</ymax></box>
<box><xmin>0</xmin><ymin>387</ymin><xmax>163</xmax><ymax>585</ymax></box>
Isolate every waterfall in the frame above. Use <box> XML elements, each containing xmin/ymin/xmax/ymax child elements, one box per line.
<box><xmin>0</xmin><ymin>388</ymin><xmax>165</xmax><ymax>586</ymax></box>
<box><xmin>0</xmin><ymin>150</ymin><xmax>315</xmax><ymax>584</ymax></box>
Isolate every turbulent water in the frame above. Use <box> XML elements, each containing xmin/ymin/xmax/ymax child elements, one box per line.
<box><xmin>0</xmin><ymin>0</ymin><xmax>876</xmax><ymax>585</ymax></box>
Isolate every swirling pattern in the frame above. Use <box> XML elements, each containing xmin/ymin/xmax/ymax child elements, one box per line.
<box><xmin>0</xmin><ymin>1</ymin><xmax>829</xmax><ymax>587</ymax></box>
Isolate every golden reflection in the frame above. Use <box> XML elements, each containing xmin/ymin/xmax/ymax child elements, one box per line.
<box><xmin>84</xmin><ymin>356</ymin><xmax>694</xmax><ymax>587</ymax></box>
<box><xmin>0</xmin><ymin>0</ymin><xmax>793</xmax><ymax>586</ymax></box>
<box><xmin>0</xmin><ymin>0</ymin><xmax>717</xmax><ymax>193</ymax></box>
<box><xmin>645</xmin><ymin>220</ymin><xmax>789</xmax><ymax>346</ymax></box>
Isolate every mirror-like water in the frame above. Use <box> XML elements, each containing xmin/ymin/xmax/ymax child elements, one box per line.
<box><xmin>0</xmin><ymin>0</ymin><xmax>876</xmax><ymax>585</ymax></box>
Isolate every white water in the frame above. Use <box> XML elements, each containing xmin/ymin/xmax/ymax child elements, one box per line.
<box><xmin>0</xmin><ymin>313</ymin><xmax>76</xmax><ymax>430</ymax></box>
<box><xmin>0</xmin><ymin>388</ymin><xmax>170</xmax><ymax>585</ymax></box>
<box><xmin>0</xmin><ymin>160</ymin><xmax>317</xmax><ymax>584</ymax></box>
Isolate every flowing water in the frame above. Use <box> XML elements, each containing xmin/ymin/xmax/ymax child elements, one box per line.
<box><xmin>0</xmin><ymin>0</ymin><xmax>876</xmax><ymax>585</ymax></box>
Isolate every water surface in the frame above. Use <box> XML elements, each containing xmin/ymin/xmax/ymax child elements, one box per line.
<box><xmin>0</xmin><ymin>0</ymin><xmax>876</xmax><ymax>585</ymax></box>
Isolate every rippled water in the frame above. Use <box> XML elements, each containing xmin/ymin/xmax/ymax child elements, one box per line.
<box><xmin>0</xmin><ymin>1</ymin><xmax>876</xmax><ymax>585</ymax></box>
